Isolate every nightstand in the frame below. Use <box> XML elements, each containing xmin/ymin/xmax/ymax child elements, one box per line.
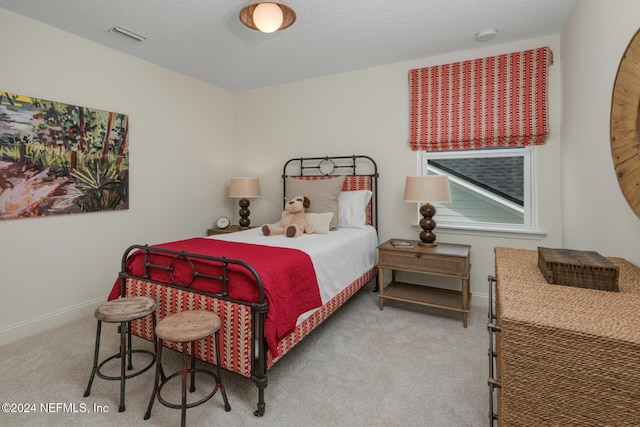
<box><xmin>377</xmin><ymin>239</ymin><xmax>471</xmax><ymax>327</ymax></box>
<box><xmin>206</xmin><ymin>225</ymin><xmax>248</xmax><ymax>236</ymax></box>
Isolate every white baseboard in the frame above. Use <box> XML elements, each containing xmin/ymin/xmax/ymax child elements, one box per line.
<box><xmin>470</xmin><ymin>292</ymin><xmax>489</xmax><ymax>309</ymax></box>
<box><xmin>0</xmin><ymin>296</ymin><xmax>106</xmax><ymax>346</ymax></box>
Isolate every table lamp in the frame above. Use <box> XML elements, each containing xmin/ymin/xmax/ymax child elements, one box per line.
<box><xmin>403</xmin><ymin>175</ymin><xmax>451</xmax><ymax>246</ymax></box>
<box><xmin>228</xmin><ymin>177</ymin><xmax>261</xmax><ymax>228</ymax></box>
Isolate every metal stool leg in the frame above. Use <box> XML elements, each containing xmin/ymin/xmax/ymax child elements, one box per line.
<box><xmin>150</xmin><ymin>312</ymin><xmax>165</xmax><ymax>382</ymax></box>
<box><xmin>119</xmin><ymin>321</ymin><xmax>127</xmax><ymax>412</ymax></box>
<box><xmin>189</xmin><ymin>342</ymin><xmax>196</xmax><ymax>393</ymax></box>
<box><xmin>83</xmin><ymin>320</ymin><xmax>102</xmax><ymax>397</ymax></box>
<box><xmin>214</xmin><ymin>331</ymin><xmax>231</xmax><ymax>411</ymax></box>
<box><xmin>181</xmin><ymin>343</ymin><xmax>189</xmax><ymax>427</ymax></box>
<box><xmin>144</xmin><ymin>340</ymin><xmax>162</xmax><ymax>420</ymax></box>
<box><xmin>127</xmin><ymin>321</ymin><xmax>134</xmax><ymax>370</ymax></box>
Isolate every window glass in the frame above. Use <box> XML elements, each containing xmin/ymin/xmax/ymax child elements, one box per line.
<box><xmin>419</xmin><ymin>147</ymin><xmax>535</xmax><ymax>230</ymax></box>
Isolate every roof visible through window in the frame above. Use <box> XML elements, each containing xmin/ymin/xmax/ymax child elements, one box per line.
<box><xmin>428</xmin><ymin>157</ymin><xmax>524</xmax><ymax>206</ymax></box>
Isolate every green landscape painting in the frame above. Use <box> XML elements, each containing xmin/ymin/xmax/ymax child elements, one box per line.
<box><xmin>0</xmin><ymin>92</ymin><xmax>129</xmax><ymax>220</ymax></box>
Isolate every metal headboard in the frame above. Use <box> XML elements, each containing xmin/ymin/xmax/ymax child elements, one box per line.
<box><xmin>282</xmin><ymin>155</ymin><xmax>379</xmax><ymax>231</ymax></box>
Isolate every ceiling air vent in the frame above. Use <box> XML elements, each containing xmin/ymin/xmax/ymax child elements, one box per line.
<box><xmin>108</xmin><ymin>25</ymin><xmax>148</xmax><ymax>43</ymax></box>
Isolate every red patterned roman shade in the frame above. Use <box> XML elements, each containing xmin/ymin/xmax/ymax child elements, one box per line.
<box><xmin>409</xmin><ymin>47</ymin><xmax>553</xmax><ymax>151</ymax></box>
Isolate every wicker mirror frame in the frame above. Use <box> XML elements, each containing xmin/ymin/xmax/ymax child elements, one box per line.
<box><xmin>611</xmin><ymin>28</ymin><xmax>640</xmax><ymax>219</ymax></box>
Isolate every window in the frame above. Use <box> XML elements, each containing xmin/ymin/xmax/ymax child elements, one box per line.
<box><xmin>419</xmin><ymin>147</ymin><xmax>536</xmax><ymax>232</ymax></box>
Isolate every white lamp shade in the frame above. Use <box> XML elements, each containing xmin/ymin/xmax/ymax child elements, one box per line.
<box><xmin>229</xmin><ymin>177</ymin><xmax>261</xmax><ymax>198</ymax></box>
<box><xmin>253</xmin><ymin>3</ymin><xmax>283</xmax><ymax>33</ymax></box>
<box><xmin>403</xmin><ymin>176</ymin><xmax>451</xmax><ymax>203</ymax></box>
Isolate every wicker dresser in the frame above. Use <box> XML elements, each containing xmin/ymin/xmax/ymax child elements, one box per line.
<box><xmin>488</xmin><ymin>247</ymin><xmax>640</xmax><ymax>426</ymax></box>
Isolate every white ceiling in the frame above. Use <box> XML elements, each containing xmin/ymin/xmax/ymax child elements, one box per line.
<box><xmin>0</xmin><ymin>0</ymin><xmax>576</xmax><ymax>92</ymax></box>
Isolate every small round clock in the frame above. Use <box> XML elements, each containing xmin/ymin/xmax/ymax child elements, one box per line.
<box><xmin>215</xmin><ymin>216</ymin><xmax>230</xmax><ymax>229</ymax></box>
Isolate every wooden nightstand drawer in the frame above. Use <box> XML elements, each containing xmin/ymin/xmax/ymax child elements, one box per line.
<box><xmin>379</xmin><ymin>250</ymin><xmax>468</xmax><ymax>277</ymax></box>
<box><xmin>378</xmin><ymin>240</ymin><xmax>470</xmax><ymax>278</ymax></box>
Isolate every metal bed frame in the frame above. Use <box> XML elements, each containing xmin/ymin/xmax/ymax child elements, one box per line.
<box><xmin>117</xmin><ymin>155</ymin><xmax>379</xmax><ymax>416</ymax></box>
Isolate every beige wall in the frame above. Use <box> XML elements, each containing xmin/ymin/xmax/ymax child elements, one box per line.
<box><xmin>236</xmin><ymin>35</ymin><xmax>565</xmax><ymax>304</ymax></box>
<box><xmin>0</xmin><ymin>9</ymin><xmax>237</xmax><ymax>344</ymax></box>
<box><xmin>2</xmin><ymin>1</ymin><xmax>638</xmax><ymax>345</ymax></box>
<box><xmin>561</xmin><ymin>0</ymin><xmax>640</xmax><ymax>264</ymax></box>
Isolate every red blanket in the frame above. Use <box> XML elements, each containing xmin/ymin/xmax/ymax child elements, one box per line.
<box><xmin>109</xmin><ymin>238</ymin><xmax>322</xmax><ymax>355</ymax></box>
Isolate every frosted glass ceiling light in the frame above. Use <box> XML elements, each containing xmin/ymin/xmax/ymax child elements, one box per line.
<box><xmin>239</xmin><ymin>1</ymin><xmax>296</xmax><ymax>33</ymax></box>
<box><xmin>253</xmin><ymin>3</ymin><xmax>283</xmax><ymax>33</ymax></box>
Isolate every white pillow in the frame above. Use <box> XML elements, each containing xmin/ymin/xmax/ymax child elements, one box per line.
<box><xmin>338</xmin><ymin>190</ymin><xmax>372</xmax><ymax>229</ymax></box>
<box><xmin>280</xmin><ymin>211</ymin><xmax>334</xmax><ymax>234</ymax></box>
<box><xmin>307</xmin><ymin>212</ymin><xmax>334</xmax><ymax>234</ymax></box>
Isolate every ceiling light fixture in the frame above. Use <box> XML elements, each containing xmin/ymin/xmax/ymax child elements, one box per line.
<box><xmin>108</xmin><ymin>25</ymin><xmax>148</xmax><ymax>42</ymax></box>
<box><xmin>239</xmin><ymin>1</ymin><xmax>296</xmax><ymax>33</ymax></box>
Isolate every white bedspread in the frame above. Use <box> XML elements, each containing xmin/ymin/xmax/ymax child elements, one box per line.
<box><xmin>207</xmin><ymin>226</ymin><xmax>378</xmax><ymax>322</ymax></box>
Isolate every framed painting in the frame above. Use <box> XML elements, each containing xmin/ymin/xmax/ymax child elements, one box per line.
<box><xmin>0</xmin><ymin>91</ymin><xmax>129</xmax><ymax>219</ymax></box>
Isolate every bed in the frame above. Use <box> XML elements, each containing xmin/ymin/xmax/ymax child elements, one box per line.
<box><xmin>109</xmin><ymin>155</ymin><xmax>379</xmax><ymax>416</ymax></box>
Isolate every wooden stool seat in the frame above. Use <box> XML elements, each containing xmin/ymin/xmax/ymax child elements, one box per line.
<box><xmin>155</xmin><ymin>310</ymin><xmax>221</xmax><ymax>343</ymax></box>
<box><xmin>95</xmin><ymin>296</ymin><xmax>158</xmax><ymax>323</ymax></box>
<box><xmin>84</xmin><ymin>296</ymin><xmax>159</xmax><ymax>412</ymax></box>
<box><xmin>145</xmin><ymin>310</ymin><xmax>230</xmax><ymax>426</ymax></box>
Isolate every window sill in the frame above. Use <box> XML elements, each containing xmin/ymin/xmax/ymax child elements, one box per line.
<box><xmin>411</xmin><ymin>224</ymin><xmax>547</xmax><ymax>240</ymax></box>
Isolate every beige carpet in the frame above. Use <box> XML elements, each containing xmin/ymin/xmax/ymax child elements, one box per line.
<box><xmin>0</xmin><ymin>281</ymin><xmax>488</xmax><ymax>426</ymax></box>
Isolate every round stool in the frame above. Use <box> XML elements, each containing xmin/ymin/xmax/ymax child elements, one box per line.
<box><xmin>83</xmin><ymin>296</ymin><xmax>158</xmax><ymax>412</ymax></box>
<box><xmin>144</xmin><ymin>310</ymin><xmax>230</xmax><ymax>426</ymax></box>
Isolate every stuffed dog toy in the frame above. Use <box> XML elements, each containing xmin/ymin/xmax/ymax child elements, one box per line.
<box><xmin>262</xmin><ymin>196</ymin><xmax>313</xmax><ymax>238</ymax></box>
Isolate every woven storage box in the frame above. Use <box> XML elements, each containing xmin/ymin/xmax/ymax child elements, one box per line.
<box><xmin>537</xmin><ymin>246</ymin><xmax>619</xmax><ymax>291</ymax></box>
<box><xmin>494</xmin><ymin>247</ymin><xmax>640</xmax><ymax>426</ymax></box>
